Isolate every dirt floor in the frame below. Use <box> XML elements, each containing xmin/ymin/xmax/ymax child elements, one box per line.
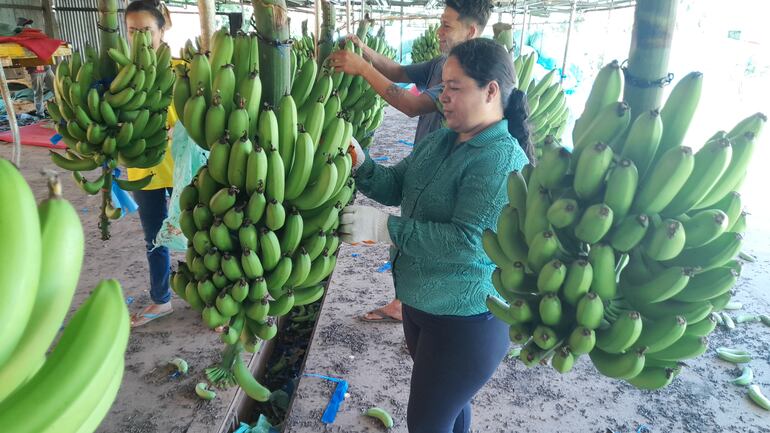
<box><xmin>2</xmin><ymin>106</ymin><xmax>770</xmax><ymax>433</ymax></box>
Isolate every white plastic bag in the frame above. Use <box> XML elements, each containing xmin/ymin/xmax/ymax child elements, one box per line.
<box><xmin>155</xmin><ymin>121</ymin><xmax>208</xmax><ymax>251</ymax></box>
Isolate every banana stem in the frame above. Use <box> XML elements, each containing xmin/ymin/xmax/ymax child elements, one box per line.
<box><xmin>624</xmin><ymin>0</ymin><xmax>678</xmax><ymax>119</ymax></box>
<box><xmin>252</xmin><ymin>0</ymin><xmax>291</xmax><ymax>107</ymax></box>
<box><xmin>99</xmin><ymin>165</ymin><xmax>113</xmax><ymax>241</ymax></box>
<box><xmin>205</xmin><ymin>341</ymin><xmax>243</xmax><ymax>387</ymax></box>
<box><xmin>96</xmin><ymin>0</ymin><xmax>120</xmax><ymax>80</ymax></box>
<box><xmin>318</xmin><ymin>0</ymin><xmax>336</xmax><ymax>65</ymax></box>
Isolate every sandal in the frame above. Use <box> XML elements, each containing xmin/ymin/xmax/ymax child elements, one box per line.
<box><xmin>359</xmin><ymin>307</ymin><xmax>402</xmax><ymax>323</ymax></box>
<box><xmin>130</xmin><ymin>304</ymin><xmax>173</xmax><ymax>328</ymax></box>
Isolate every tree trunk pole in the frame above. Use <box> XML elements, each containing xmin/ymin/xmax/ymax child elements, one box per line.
<box><xmin>624</xmin><ymin>0</ymin><xmax>678</xmax><ymax>119</ymax></box>
<box><xmin>197</xmin><ymin>0</ymin><xmax>216</xmax><ymax>52</ymax></box>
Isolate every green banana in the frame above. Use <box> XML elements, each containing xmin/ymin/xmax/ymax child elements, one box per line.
<box><xmin>634</xmin><ymin>315</ymin><xmax>687</xmax><ymax>354</ymax></box>
<box><xmin>546</xmin><ymin>198</ymin><xmax>579</xmax><ymax>229</ymax></box>
<box><xmin>609</xmin><ymin>214</ymin><xmax>649</xmax><ymax>252</ymax></box>
<box><xmin>527</xmin><ymin>230</ymin><xmax>559</xmax><ymax>272</ymax></box>
<box><xmin>209</xmin><ymin>186</ymin><xmax>239</xmax><ymax>216</ymax></box>
<box><xmin>626</xmin><ymin>366</ymin><xmax>678</xmax><ymax>390</ymax></box>
<box><xmin>204</xmin><ymin>94</ymin><xmax>227</xmax><ymax>148</ymax></box>
<box><xmin>587</xmin><ymin>244</ymin><xmax>616</xmax><ymax>300</ymax></box>
<box><xmin>265</xmin><ymin>147</ymin><xmax>286</xmax><ymax>203</ymax></box>
<box><xmin>523</xmin><ymin>187</ymin><xmax>551</xmax><ymax>245</ymax></box>
<box><xmin>532</xmin><ymin>324</ymin><xmax>558</xmax><ymax>350</ymax></box>
<box><xmin>537</xmin><ymin>260</ymin><xmax>566</xmax><ymax>294</ymax></box>
<box><xmin>684</xmin><ymin>313</ymin><xmax>717</xmax><ymax>337</ymax></box>
<box><xmin>572</xmin><ymin>60</ymin><xmax>623</xmax><ymax>145</ymax></box>
<box><xmin>0</xmin><ymin>180</ymin><xmax>83</xmax><ymax>400</ymax></box>
<box><xmin>576</xmin><ymin>292</ymin><xmax>604</xmax><ymax>329</ymax></box>
<box><xmin>596</xmin><ymin>310</ymin><xmax>643</xmax><ymax>354</ymax></box>
<box><xmin>574</xmin><ymin>102</ymin><xmax>630</xmax><ymax>154</ymax></box>
<box><xmin>573</xmin><ymin>141</ymin><xmax>613</xmax><ymax>199</ymax></box>
<box><xmin>562</xmin><ymin>259</ymin><xmax>593</xmax><ymax>306</ymax></box>
<box><xmin>671</xmin><ymin>267</ymin><xmax>737</xmax><ymax>302</ymax></box>
<box><xmin>604</xmin><ymin>159</ymin><xmax>638</xmax><ymax>222</ymax></box>
<box><xmin>644</xmin><ymin>219</ymin><xmax>686</xmax><ymax>261</ymax></box>
<box><xmin>647</xmin><ymin>334</ymin><xmax>707</xmax><ymax>362</ymax></box>
<box><xmin>538</xmin><ymin>294</ymin><xmax>562</xmax><ymax>326</ymax></box>
<box><xmin>574</xmin><ymin>203</ymin><xmax>614</xmax><ymax>244</ymax></box>
<box><xmin>279</xmin><ymin>209</ymin><xmax>303</xmax><ymax>255</ymax></box>
<box><xmin>663</xmin><ymin>136</ymin><xmax>732</xmax><ymax>216</ymax></box>
<box><xmin>681</xmin><ymin>209</ymin><xmax>729</xmax><ymax>248</ymax></box>
<box><xmin>285</xmin><ymin>131</ymin><xmax>315</xmax><ymax>200</ymax></box>
<box><xmin>664</xmin><ymin>232</ymin><xmax>742</xmax><ymax>271</ymax></box>
<box><xmin>259</xmin><ymin>228</ymin><xmax>282</xmax><ymax>272</ymax></box>
<box><xmin>246</xmin><ymin>185</ymin><xmax>267</xmax><ymax>223</ymax></box>
<box><xmin>619</xmin><ymin>109</ymin><xmax>663</xmax><ymax>177</ymax></box>
<box><xmin>656</xmin><ymin>71</ymin><xmax>703</xmax><ymax>159</ymax></box>
<box><xmin>632</xmin><ymin>146</ymin><xmax>695</xmax><ymax>214</ymax></box>
<box><xmin>228</xmin><ymin>133</ymin><xmax>253</xmax><ymax>189</ymax></box>
<box><xmin>621</xmin><ymin>266</ymin><xmax>692</xmax><ymax>304</ymax></box>
<box><xmin>207</xmin><ymin>136</ymin><xmax>231</xmax><ymax>185</ymax></box>
<box><xmin>244</xmin><ymin>147</ymin><xmax>268</xmax><ymax>195</ymax></box>
<box><xmin>589</xmin><ymin>347</ymin><xmax>646</xmax><ymax>379</ymax></box>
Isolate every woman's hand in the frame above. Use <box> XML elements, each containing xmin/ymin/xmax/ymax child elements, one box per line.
<box><xmin>339</xmin><ymin>205</ymin><xmax>392</xmax><ymax>245</ymax></box>
<box><xmin>347</xmin><ymin>137</ymin><xmax>365</xmax><ymax>171</ymax></box>
<box><xmin>328</xmin><ymin>48</ymin><xmax>369</xmax><ymax>76</ymax></box>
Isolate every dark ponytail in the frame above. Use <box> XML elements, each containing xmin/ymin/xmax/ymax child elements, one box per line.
<box><xmin>504</xmin><ymin>88</ymin><xmax>535</xmax><ymax>163</ymax></box>
<box><xmin>449</xmin><ymin>38</ymin><xmax>535</xmax><ymax>163</ymax></box>
<box><xmin>126</xmin><ymin>0</ymin><xmax>172</xmax><ymax>31</ymax></box>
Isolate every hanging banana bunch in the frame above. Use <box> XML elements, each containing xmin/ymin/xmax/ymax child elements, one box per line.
<box><xmin>483</xmin><ymin>59</ymin><xmax>765</xmax><ymax>389</ymax></box>
<box><xmin>512</xmin><ymin>51</ymin><xmax>569</xmax><ymax>157</ymax></box>
<box><xmin>410</xmin><ymin>23</ymin><xmax>441</xmax><ymax>64</ymax></box>
<box><xmin>0</xmin><ymin>163</ymin><xmax>130</xmax><ymax>431</ymax></box>
<box><xmin>492</xmin><ymin>22</ymin><xmax>515</xmax><ymax>52</ymax></box>
<box><xmin>48</xmin><ymin>0</ymin><xmax>175</xmax><ymax>240</ymax></box>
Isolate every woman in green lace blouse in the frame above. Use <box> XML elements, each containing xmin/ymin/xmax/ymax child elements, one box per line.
<box><xmin>341</xmin><ymin>38</ymin><xmax>533</xmax><ymax>433</ymax></box>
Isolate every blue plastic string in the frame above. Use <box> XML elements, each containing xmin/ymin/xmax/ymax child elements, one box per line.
<box><xmin>302</xmin><ymin>373</ymin><xmax>349</xmax><ymax>424</ymax></box>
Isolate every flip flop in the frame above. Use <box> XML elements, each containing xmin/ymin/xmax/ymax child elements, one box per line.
<box><xmin>130</xmin><ymin>307</ymin><xmax>173</xmax><ymax>328</ymax></box>
<box><xmin>359</xmin><ymin>307</ymin><xmax>402</xmax><ymax>323</ymax></box>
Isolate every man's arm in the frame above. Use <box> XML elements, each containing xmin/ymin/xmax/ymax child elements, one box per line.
<box><xmin>360</xmin><ymin>65</ymin><xmax>438</xmax><ymax>118</ymax></box>
<box><xmin>352</xmin><ymin>36</ymin><xmax>410</xmax><ymax>83</ymax></box>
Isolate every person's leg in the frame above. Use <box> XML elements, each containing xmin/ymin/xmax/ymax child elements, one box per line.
<box><xmin>131</xmin><ymin>188</ymin><xmax>172</xmax><ymax>326</ymax></box>
<box><xmin>405</xmin><ymin>307</ymin><xmax>510</xmax><ymax>433</ymax></box>
<box><xmin>401</xmin><ymin>304</ymin><xmax>421</xmax><ymax>359</ymax></box>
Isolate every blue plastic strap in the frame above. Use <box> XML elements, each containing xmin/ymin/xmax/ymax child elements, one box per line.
<box><xmin>50</xmin><ymin>133</ymin><xmax>62</xmax><ymax>145</ymax></box>
<box><xmin>302</xmin><ymin>373</ymin><xmax>349</xmax><ymax>424</ymax></box>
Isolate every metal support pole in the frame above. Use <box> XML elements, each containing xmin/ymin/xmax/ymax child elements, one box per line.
<box><xmin>346</xmin><ymin>0</ymin><xmax>352</xmax><ymax>34</ymax></box>
<box><xmin>559</xmin><ymin>0</ymin><xmax>577</xmax><ymax>84</ymax></box>
<box><xmin>399</xmin><ymin>4</ymin><xmax>404</xmax><ymax>62</ymax></box>
<box><xmin>519</xmin><ymin>5</ymin><xmax>527</xmax><ymax>54</ymax></box>
<box><xmin>315</xmin><ymin>0</ymin><xmax>322</xmax><ymax>59</ymax></box>
<box><xmin>0</xmin><ymin>62</ymin><xmax>20</xmax><ymax>167</ymax></box>
<box><xmin>197</xmin><ymin>0</ymin><xmax>216</xmax><ymax>52</ymax></box>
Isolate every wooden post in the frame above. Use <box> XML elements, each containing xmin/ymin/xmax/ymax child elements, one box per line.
<box><xmin>559</xmin><ymin>0</ymin><xmax>577</xmax><ymax>84</ymax></box>
<box><xmin>346</xmin><ymin>0</ymin><xmax>352</xmax><ymax>34</ymax></box>
<box><xmin>315</xmin><ymin>0</ymin><xmax>321</xmax><ymax>59</ymax></box>
<box><xmin>197</xmin><ymin>0</ymin><xmax>216</xmax><ymax>52</ymax></box>
<box><xmin>399</xmin><ymin>4</ymin><xmax>404</xmax><ymax>62</ymax></box>
<box><xmin>519</xmin><ymin>4</ymin><xmax>527</xmax><ymax>55</ymax></box>
<box><xmin>624</xmin><ymin>0</ymin><xmax>678</xmax><ymax>119</ymax></box>
<box><xmin>40</xmin><ymin>0</ymin><xmax>56</xmax><ymax>38</ymax></box>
